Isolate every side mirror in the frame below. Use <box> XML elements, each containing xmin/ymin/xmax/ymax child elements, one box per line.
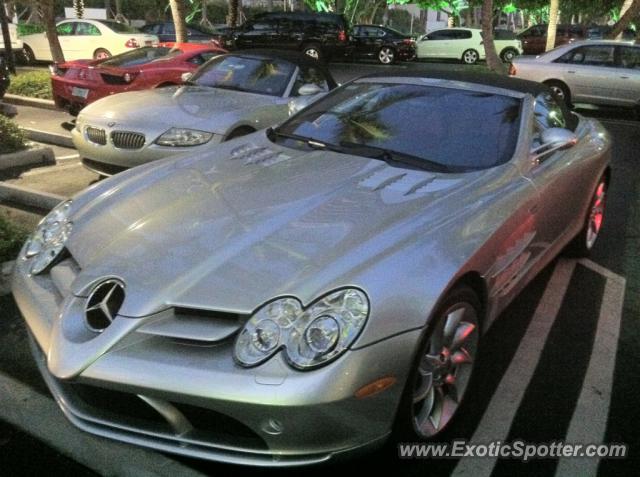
<box><xmin>530</xmin><ymin>127</ymin><xmax>578</xmax><ymax>162</ymax></box>
<box><xmin>181</xmin><ymin>72</ymin><xmax>193</xmax><ymax>83</ymax></box>
<box><xmin>298</xmin><ymin>83</ymin><xmax>323</xmax><ymax>96</ymax></box>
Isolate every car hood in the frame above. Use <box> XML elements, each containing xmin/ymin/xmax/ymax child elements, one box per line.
<box><xmin>67</xmin><ymin>133</ymin><xmax>491</xmax><ymax>318</ymax></box>
<box><xmin>79</xmin><ymin>86</ymin><xmax>279</xmax><ymax>131</ymax></box>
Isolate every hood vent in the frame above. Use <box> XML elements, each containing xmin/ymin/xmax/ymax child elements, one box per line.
<box><xmin>136</xmin><ymin>307</ymin><xmax>245</xmax><ymax>344</ymax></box>
<box><xmin>230</xmin><ymin>143</ymin><xmax>291</xmax><ymax>166</ymax></box>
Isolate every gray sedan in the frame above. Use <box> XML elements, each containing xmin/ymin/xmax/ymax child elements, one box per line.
<box><xmin>14</xmin><ymin>72</ymin><xmax>610</xmax><ymax>466</ymax></box>
<box><xmin>509</xmin><ymin>40</ymin><xmax>640</xmax><ymax>113</ymax></box>
<box><xmin>72</xmin><ymin>50</ymin><xmax>336</xmax><ymax>176</ymax></box>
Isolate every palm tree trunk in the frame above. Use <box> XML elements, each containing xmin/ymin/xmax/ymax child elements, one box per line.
<box><xmin>545</xmin><ymin>0</ymin><xmax>559</xmax><ymax>52</ymax></box>
<box><xmin>481</xmin><ymin>0</ymin><xmax>502</xmax><ymax>73</ymax></box>
<box><xmin>0</xmin><ymin>2</ymin><xmax>15</xmax><ymax>74</ymax></box>
<box><xmin>228</xmin><ymin>0</ymin><xmax>239</xmax><ymax>27</ymax></box>
<box><xmin>41</xmin><ymin>0</ymin><xmax>64</xmax><ymax>63</ymax></box>
<box><xmin>170</xmin><ymin>0</ymin><xmax>188</xmax><ymax>43</ymax></box>
<box><xmin>608</xmin><ymin>0</ymin><xmax>640</xmax><ymax>39</ymax></box>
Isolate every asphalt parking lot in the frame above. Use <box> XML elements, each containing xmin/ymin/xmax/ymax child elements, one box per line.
<box><xmin>0</xmin><ymin>60</ymin><xmax>638</xmax><ymax>476</ymax></box>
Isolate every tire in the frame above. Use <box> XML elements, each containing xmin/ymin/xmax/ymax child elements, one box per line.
<box><xmin>565</xmin><ymin>175</ymin><xmax>608</xmax><ymax>257</ymax></box>
<box><xmin>378</xmin><ymin>46</ymin><xmax>396</xmax><ymax>65</ymax></box>
<box><xmin>21</xmin><ymin>44</ymin><xmax>35</xmax><ymax>65</ymax></box>
<box><xmin>302</xmin><ymin>43</ymin><xmax>322</xmax><ymax>61</ymax></box>
<box><xmin>461</xmin><ymin>49</ymin><xmax>479</xmax><ymax>65</ymax></box>
<box><xmin>544</xmin><ymin>80</ymin><xmax>572</xmax><ymax>108</ymax></box>
<box><xmin>225</xmin><ymin>126</ymin><xmax>255</xmax><ymax>141</ymax></box>
<box><xmin>500</xmin><ymin>48</ymin><xmax>518</xmax><ymax>63</ymax></box>
<box><xmin>394</xmin><ymin>285</ymin><xmax>481</xmax><ymax>440</ymax></box>
<box><xmin>93</xmin><ymin>48</ymin><xmax>112</xmax><ymax>60</ymax></box>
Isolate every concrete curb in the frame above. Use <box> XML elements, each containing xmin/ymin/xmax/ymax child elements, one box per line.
<box><xmin>0</xmin><ymin>101</ymin><xmax>18</xmax><ymax>117</ymax></box>
<box><xmin>0</xmin><ymin>145</ymin><xmax>55</xmax><ymax>171</ymax></box>
<box><xmin>22</xmin><ymin>127</ymin><xmax>74</xmax><ymax>148</ymax></box>
<box><xmin>0</xmin><ymin>372</ymin><xmax>206</xmax><ymax>477</ymax></box>
<box><xmin>0</xmin><ymin>182</ymin><xmax>65</xmax><ymax>211</ymax></box>
<box><xmin>3</xmin><ymin>93</ymin><xmax>58</xmax><ymax>111</ymax></box>
<box><xmin>0</xmin><ymin>260</ymin><xmax>15</xmax><ymax>296</ymax></box>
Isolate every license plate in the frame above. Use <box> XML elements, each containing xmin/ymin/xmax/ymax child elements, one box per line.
<box><xmin>145</xmin><ymin>40</ymin><xmax>153</xmax><ymax>46</ymax></box>
<box><xmin>71</xmin><ymin>87</ymin><xmax>89</xmax><ymax>99</ymax></box>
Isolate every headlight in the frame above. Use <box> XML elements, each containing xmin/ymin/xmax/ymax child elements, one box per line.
<box><xmin>155</xmin><ymin>128</ymin><xmax>213</xmax><ymax>147</ymax></box>
<box><xmin>23</xmin><ymin>200</ymin><xmax>73</xmax><ymax>275</ymax></box>
<box><xmin>234</xmin><ymin>289</ymin><xmax>369</xmax><ymax>370</ymax></box>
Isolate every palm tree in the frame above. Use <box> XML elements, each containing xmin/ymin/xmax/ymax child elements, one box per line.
<box><xmin>228</xmin><ymin>0</ymin><xmax>239</xmax><ymax>27</ymax></box>
<box><xmin>41</xmin><ymin>0</ymin><xmax>64</xmax><ymax>63</ymax></box>
<box><xmin>545</xmin><ymin>0</ymin><xmax>559</xmax><ymax>52</ymax></box>
<box><xmin>608</xmin><ymin>0</ymin><xmax>640</xmax><ymax>40</ymax></box>
<box><xmin>170</xmin><ymin>0</ymin><xmax>188</xmax><ymax>43</ymax></box>
<box><xmin>481</xmin><ymin>0</ymin><xmax>502</xmax><ymax>73</ymax></box>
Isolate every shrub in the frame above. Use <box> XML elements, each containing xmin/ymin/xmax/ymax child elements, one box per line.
<box><xmin>0</xmin><ymin>215</ymin><xmax>27</xmax><ymax>263</ymax></box>
<box><xmin>7</xmin><ymin>70</ymin><xmax>52</xmax><ymax>100</ymax></box>
<box><xmin>0</xmin><ymin>115</ymin><xmax>27</xmax><ymax>155</ymax></box>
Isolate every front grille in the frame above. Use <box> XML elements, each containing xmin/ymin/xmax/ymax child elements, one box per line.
<box><xmin>111</xmin><ymin>131</ymin><xmax>145</xmax><ymax>149</ymax></box>
<box><xmin>62</xmin><ymin>381</ymin><xmax>268</xmax><ymax>450</ymax></box>
<box><xmin>86</xmin><ymin>126</ymin><xmax>106</xmax><ymax>145</ymax></box>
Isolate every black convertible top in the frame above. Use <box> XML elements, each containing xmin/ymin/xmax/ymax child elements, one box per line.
<box><xmin>363</xmin><ymin>69</ymin><xmax>548</xmax><ymax>96</ymax></box>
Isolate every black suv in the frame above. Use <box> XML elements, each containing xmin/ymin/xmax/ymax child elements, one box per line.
<box><xmin>225</xmin><ymin>12</ymin><xmax>350</xmax><ymax>61</ymax></box>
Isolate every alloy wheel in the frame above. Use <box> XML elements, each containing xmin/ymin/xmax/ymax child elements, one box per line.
<box><xmin>412</xmin><ymin>301</ymin><xmax>478</xmax><ymax>438</ymax></box>
<box><xmin>586</xmin><ymin>180</ymin><xmax>606</xmax><ymax>249</ymax></box>
<box><xmin>462</xmin><ymin>49</ymin><xmax>478</xmax><ymax>64</ymax></box>
<box><xmin>379</xmin><ymin>47</ymin><xmax>395</xmax><ymax>64</ymax></box>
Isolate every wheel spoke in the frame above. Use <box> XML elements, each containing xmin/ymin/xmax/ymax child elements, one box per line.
<box><xmin>413</xmin><ymin>372</ymin><xmax>433</xmax><ymax>403</ymax></box>
<box><xmin>443</xmin><ymin>308</ymin><xmax>464</xmax><ymax>342</ymax></box>
<box><xmin>451</xmin><ymin>321</ymin><xmax>476</xmax><ymax>351</ymax></box>
<box><xmin>451</xmin><ymin>348</ymin><xmax>472</xmax><ymax>365</ymax></box>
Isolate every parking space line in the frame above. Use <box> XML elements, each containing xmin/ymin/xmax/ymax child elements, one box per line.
<box><xmin>555</xmin><ymin>268</ymin><xmax>626</xmax><ymax>477</ymax></box>
<box><xmin>0</xmin><ymin>371</ymin><xmax>205</xmax><ymax>477</ymax></box>
<box><xmin>452</xmin><ymin>259</ymin><xmax>576</xmax><ymax>477</ymax></box>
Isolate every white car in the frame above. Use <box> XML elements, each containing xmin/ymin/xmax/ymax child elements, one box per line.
<box><xmin>21</xmin><ymin>19</ymin><xmax>158</xmax><ymax>63</ymax></box>
<box><xmin>417</xmin><ymin>27</ymin><xmax>523</xmax><ymax>64</ymax></box>
<box><xmin>509</xmin><ymin>40</ymin><xmax>640</xmax><ymax>112</ymax></box>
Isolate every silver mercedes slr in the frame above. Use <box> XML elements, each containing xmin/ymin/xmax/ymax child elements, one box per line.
<box><xmin>72</xmin><ymin>50</ymin><xmax>336</xmax><ymax>176</ymax></box>
<box><xmin>13</xmin><ymin>72</ymin><xmax>610</xmax><ymax>466</ymax></box>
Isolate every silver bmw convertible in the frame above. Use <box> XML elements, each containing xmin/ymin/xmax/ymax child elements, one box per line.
<box><xmin>13</xmin><ymin>71</ymin><xmax>610</xmax><ymax>466</ymax></box>
<box><xmin>72</xmin><ymin>50</ymin><xmax>337</xmax><ymax>176</ymax></box>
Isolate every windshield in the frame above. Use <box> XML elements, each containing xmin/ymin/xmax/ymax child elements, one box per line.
<box><xmin>100</xmin><ymin>47</ymin><xmax>178</xmax><ymax>67</ymax></box>
<box><xmin>274</xmin><ymin>82</ymin><xmax>522</xmax><ymax>171</ymax></box>
<box><xmin>190</xmin><ymin>55</ymin><xmax>295</xmax><ymax>97</ymax></box>
<box><xmin>98</xmin><ymin>20</ymin><xmax>142</xmax><ymax>34</ymax></box>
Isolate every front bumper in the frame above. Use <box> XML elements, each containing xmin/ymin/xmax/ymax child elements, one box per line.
<box><xmin>72</xmin><ymin>125</ymin><xmax>222</xmax><ymax>176</ymax></box>
<box><xmin>13</xmin><ymin>253</ymin><xmax>418</xmax><ymax>466</ymax></box>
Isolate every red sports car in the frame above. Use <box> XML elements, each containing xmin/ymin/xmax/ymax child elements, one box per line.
<box><xmin>50</xmin><ymin>42</ymin><xmax>225</xmax><ymax>115</ymax></box>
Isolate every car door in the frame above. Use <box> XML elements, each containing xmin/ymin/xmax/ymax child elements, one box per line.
<box><xmin>417</xmin><ymin>30</ymin><xmax>448</xmax><ymax>58</ymax></box>
<box><xmin>54</xmin><ymin>21</ymin><xmax>76</xmax><ymax>60</ymax></box>
<box><xmin>553</xmin><ymin>44</ymin><xmax>620</xmax><ymax>105</ymax></box>
<box><xmin>523</xmin><ymin>93</ymin><xmax>596</xmax><ymax>249</ymax></box>
<box><xmin>72</xmin><ymin>21</ymin><xmax>102</xmax><ymax>60</ymax></box>
<box><xmin>236</xmin><ymin>17</ymin><xmax>278</xmax><ymax>49</ymax></box>
<box><xmin>614</xmin><ymin>45</ymin><xmax>640</xmax><ymax>107</ymax></box>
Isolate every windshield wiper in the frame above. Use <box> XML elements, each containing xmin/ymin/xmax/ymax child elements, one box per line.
<box><xmin>266</xmin><ymin>128</ymin><xmax>338</xmax><ymax>150</ymax></box>
<box><xmin>338</xmin><ymin>141</ymin><xmax>454</xmax><ymax>173</ymax></box>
